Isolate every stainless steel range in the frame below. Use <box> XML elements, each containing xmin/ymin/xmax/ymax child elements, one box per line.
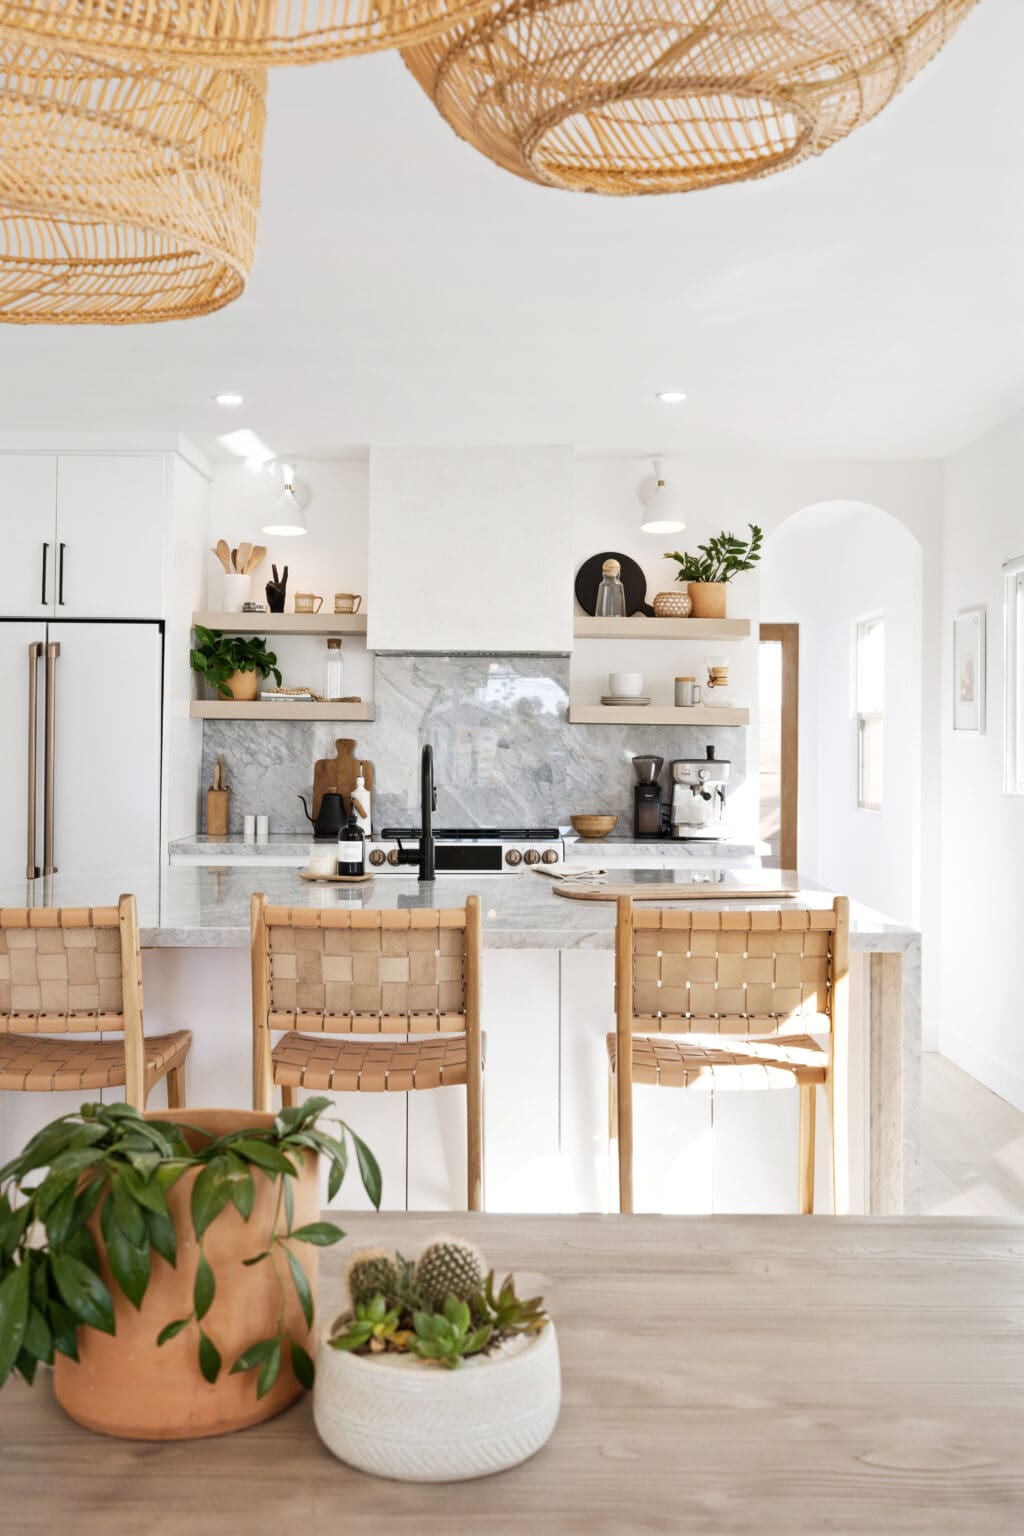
<box><xmin>370</xmin><ymin>827</ymin><xmax>565</xmax><ymax>874</ymax></box>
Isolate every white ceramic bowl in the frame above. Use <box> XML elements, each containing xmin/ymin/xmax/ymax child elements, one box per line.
<box><xmin>313</xmin><ymin>1320</ymin><xmax>561</xmax><ymax>1482</ymax></box>
<box><xmin>608</xmin><ymin>671</ymin><xmax>643</xmax><ymax>697</ymax></box>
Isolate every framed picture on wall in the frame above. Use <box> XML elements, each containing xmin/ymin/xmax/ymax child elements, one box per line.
<box><xmin>953</xmin><ymin>606</ymin><xmax>986</xmax><ymax>733</ymax></box>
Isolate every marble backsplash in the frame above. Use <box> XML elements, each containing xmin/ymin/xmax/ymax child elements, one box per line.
<box><xmin>200</xmin><ymin>655</ymin><xmax>747</xmax><ymax>834</ymax></box>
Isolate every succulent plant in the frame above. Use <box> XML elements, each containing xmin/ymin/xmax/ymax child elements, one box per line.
<box><xmin>343</xmin><ymin>1246</ymin><xmax>400</xmax><ymax>1310</ymax></box>
<box><xmin>330</xmin><ymin>1295</ymin><xmax>407</xmax><ymax>1354</ymax></box>
<box><xmin>414</xmin><ymin>1234</ymin><xmax>486</xmax><ymax>1312</ymax></box>
<box><xmin>475</xmin><ymin>1271</ymin><xmax>548</xmax><ymax>1336</ymax></box>
<box><xmin>410</xmin><ymin>1296</ymin><xmax>491</xmax><ymax>1370</ymax></box>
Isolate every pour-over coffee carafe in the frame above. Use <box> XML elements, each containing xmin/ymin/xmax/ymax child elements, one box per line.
<box><xmin>632</xmin><ymin>755</ymin><xmax>664</xmax><ymax>838</ymax></box>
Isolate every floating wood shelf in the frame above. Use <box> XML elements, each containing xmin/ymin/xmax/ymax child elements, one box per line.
<box><xmin>193</xmin><ymin>611</ymin><xmax>368</xmax><ymax>635</ymax></box>
<box><xmin>189</xmin><ymin>701</ymin><xmax>375</xmax><ymax>721</ymax></box>
<box><xmin>573</xmin><ymin>617</ymin><xmax>750</xmax><ymax>640</ymax></box>
<box><xmin>568</xmin><ymin>704</ymin><xmax>749</xmax><ymax>726</ymax></box>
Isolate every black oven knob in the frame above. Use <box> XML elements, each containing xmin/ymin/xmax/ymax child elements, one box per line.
<box><xmin>523</xmin><ymin>849</ymin><xmax>540</xmax><ymax>865</ymax></box>
<box><xmin>505</xmin><ymin>849</ymin><xmax>522</xmax><ymax>866</ymax></box>
<box><xmin>542</xmin><ymin>849</ymin><xmax>559</xmax><ymax>864</ymax></box>
<box><xmin>368</xmin><ymin>848</ymin><xmax>386</xmax><ymax>866</ymax></box>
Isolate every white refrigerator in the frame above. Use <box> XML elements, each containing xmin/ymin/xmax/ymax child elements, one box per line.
<box><xmin>1</xmin><ymin>620</ymin><xmax>163</xmax><ymax>884</ymax></box>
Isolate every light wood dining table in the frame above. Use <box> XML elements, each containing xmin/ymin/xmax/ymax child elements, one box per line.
<box><xmin>3</xmin><ymin>1213</ymin><xmax>1022</xmax><ymax>1534</ymax></box>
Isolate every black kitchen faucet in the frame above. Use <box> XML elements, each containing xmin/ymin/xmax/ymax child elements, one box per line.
<box><xmin>392</xmin><ymin>744</ymin><xmax>436</xmax><ymax>882</ymax></box>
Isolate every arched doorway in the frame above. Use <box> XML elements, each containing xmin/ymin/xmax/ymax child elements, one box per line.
<box><xmin>759</xmin><ymin>500</ymin><xmax>923</xmax><ymax>928</ymax></box>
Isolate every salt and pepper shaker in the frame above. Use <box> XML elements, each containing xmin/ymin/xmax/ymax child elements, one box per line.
<box><xmin>256</xmin><ymin>814</ymin><xmax>269</xmax><ymax>843</ymax></box>
<box><xmin>243</xmin><ymin>814</ymin><xmax>256</xmax><ymax>841</ymax></box>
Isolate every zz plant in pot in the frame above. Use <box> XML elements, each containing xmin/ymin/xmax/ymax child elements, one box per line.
<box><xmin>663</xmin><ymin>523</ymin><xmax>763</xmax><ymax>618</ymax></box>
<box><xmin>313</xmin><ymin>1233</ymin><xmax>560</xmax><ymax>1481</ymax></box>
<box><xmin>190</xmin><ymin>624</ymin><xmax>282</xmax><ymax>702</ymax></box>
<box><xmin>0</xmin><ymin>1097</ymin><xmax>380</xmax><ymax>1440</ymax></box>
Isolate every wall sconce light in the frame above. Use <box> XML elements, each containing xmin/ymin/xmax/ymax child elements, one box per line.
<box><xmin>262</xmin><ymin>459</ymin><xmax>311</xmax><ymax>536</ymax></box>
<box><xmin>639</xmin><ymin>457</ymin><xmax>684</xmax><ymax>534</ymax></box>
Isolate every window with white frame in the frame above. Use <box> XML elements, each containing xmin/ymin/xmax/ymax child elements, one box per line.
<box><xmin>1005</xmin><ymin>557</ymin><xmax>1024</xmax><ymax>795</ymax></box>
<box><xmin>855</xmin><ymin>616</ymin><xmax>885</xmax><ymax>811</ymax></box>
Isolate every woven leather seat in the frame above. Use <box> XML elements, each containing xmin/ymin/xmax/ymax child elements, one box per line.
<box><xmin>0</xmin><ymin>1029</ymin><xmax>191</xmax><ymax>1092</ymax></box>
<box><xmin>607</xmin><ymin>1032</ymin><xmax>827</xmax><ymax>1091</ymax></box>
<box><xmin>272</xmin><ymin>1030</ymin><xmax>484</xmax><ymax>1092</ymax></box>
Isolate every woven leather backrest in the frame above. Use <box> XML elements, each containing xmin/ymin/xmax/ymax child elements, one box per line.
<box><xmin>262</xmin><ymin>906</ymin><xmax>468</xmax><ymax>1035</ymax></box>
<box><xmin>0</xmin><ymin>907</ymin><xmax>130</xmax><ymax>1034</ymax></box>
<box><xmin>624</xmin><ymin>908</ymin><xmax>838</xmax><ymax>1037</ymax></box>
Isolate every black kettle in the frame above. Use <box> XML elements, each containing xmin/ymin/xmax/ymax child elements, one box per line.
<box><xmin>299</xmin><ymin>792</ymin><xmax>345</xmax><ymax>838</ymax></box>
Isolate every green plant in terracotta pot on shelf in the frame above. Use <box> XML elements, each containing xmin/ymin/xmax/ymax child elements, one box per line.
<box><xmin>0</xmin><ymin>1097</ymin><xmax>380</xmax><ymax>1440</ymax></box>
<box><xmin>662</xmin><ymin>523</ymin><xmax>763</xmax><ymax>618</ymax></box>
<box><xmin>190</xmin><ymin>624</ymin><xmax>282</xmax><ymax>702</ymax></box>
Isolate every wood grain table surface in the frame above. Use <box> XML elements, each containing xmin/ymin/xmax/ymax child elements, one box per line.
<box><xmin>3</xmin><ymin>1213</ymin><xmax>1022</xmax><ymax>1536</ymax></box>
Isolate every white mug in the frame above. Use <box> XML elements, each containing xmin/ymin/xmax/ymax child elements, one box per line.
<box><xmin>609</xmin><ymin>672</ymin><xmax>644</xmax><ymax>697</ymax></box>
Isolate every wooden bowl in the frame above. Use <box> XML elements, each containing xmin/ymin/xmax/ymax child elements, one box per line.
<box><xmin>570</xmin><ymin>814</ymin><xmax>617</xmax><ymax>839</ymax></box>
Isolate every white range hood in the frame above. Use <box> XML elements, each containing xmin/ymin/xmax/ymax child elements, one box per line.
<box><xmin>367</xmin><ymin>445</ymin><xmax>574</xmax><ymax>653</ymax></box>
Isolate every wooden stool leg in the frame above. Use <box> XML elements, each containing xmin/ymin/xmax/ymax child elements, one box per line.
<box><xmin>616</xmin><ymin>1061</ymin><xmax>634</xmax><ymax>1214</ymax></box>
<box><xmin>608</xmin><ymin>1070</ymin><xmax>618</xmax><ymax>1139</ymax></box>
<box><xmin>798</xmin><ymin>1083</ymin><xmax>816</xmax><ymax>1214</ymax></box>
<box><xmin>280</xmin><ymin>1084</ymin><xmax>297</xmax><ymax>1109</ymax></box>
<box><xmin>466</xmin><ymin>1081</ymin><xmax>483</xmax><ymax>1213</ymax></box>
<box><xmin>166</xmin><ymin>1063</ymin><xmax>185</xmax><ymax>1110</ymax></box>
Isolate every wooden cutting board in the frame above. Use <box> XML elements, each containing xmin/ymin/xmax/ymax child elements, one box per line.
<box><xmin>312</xmin><ymin>738</ymin><xmax>374</xmax><ymax>818</ymax></box>
<box><xmin>552</xmin><ymin>882</ymin><xmax>799</xmax><ymax>901</ymax></box>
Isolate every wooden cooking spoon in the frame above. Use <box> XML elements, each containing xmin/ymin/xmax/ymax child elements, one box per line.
<box><xmin>231</xmin><ymin>547</ymin><xmax>239</xmax><ymax>572</ymax></box>
<box><xmin>236</xmin><ymin>540</ymin><xmax>253</xmax><ymax>575</ymax></box>
<box><xmin>212</xmin><ymin>539</ymin><xmax>231</xmax><ymax>573</ymax></box>
<box><xmin>245</xmin><ymin>544</ymin><xmax>267</xmax><ymax>574</ymax></box>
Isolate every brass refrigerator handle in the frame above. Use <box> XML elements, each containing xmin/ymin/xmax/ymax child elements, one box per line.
<box><xmin>26</xmin><ymin>642</ymin><xmax>41</xmax><ymax>879</ymax></box>
<box><xmin>43</xmin><ymin>641</ymin><xmax>60</xmax><ymax>877</ymax></box>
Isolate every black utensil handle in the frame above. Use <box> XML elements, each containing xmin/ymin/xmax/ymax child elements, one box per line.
<box><xmin>40</xmin><ymin>542</ymin><xmax>49</xmax><ymax>604</ymax></box>
<box><xmin>57</xmin><ymin>543</ymin><xmax>66</xmax><ymax>605</ymax></box>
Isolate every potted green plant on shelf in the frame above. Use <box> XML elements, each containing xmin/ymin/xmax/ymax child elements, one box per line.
<box><xmin>190</xmin><ymin>624</ymin><xmax>282</xmax><ymax>702</ymax></box>
<box><xmin>314</xmin><ymin>1233</ymin><xmax>560</xmax><ymax>1482</ymax></box>
<box><xmin>0</xmin><ymin>1098</ymin><xmax>380</xmax><ymax>1440</ymax></box>
<box><xmin>661</xmin><ymin>523</ymin><xmax>763</xmax><ymax>618</ymax></box>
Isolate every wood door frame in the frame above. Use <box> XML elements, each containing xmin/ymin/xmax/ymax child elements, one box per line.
<box><xmin>759</xmin><ymin>623</ymin><xmax>799</xmax><ymax>871</ymax></box>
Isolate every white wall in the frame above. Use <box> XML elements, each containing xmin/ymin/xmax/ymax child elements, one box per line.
<box><xmin>760</xmin><ymin>503</ymin><xmax>922</xmax><ymax>928</ymax></box>
<box><xmin>940</xmin><ymin>408</ymin><xmax>1024</xmax><ymax>1110</ymax></box>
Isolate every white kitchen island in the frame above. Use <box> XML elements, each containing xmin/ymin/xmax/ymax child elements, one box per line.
<box><xmin>0</xmin><ymin>865</ymin><xmax>920</xmax><ymax>1216</ymax></box>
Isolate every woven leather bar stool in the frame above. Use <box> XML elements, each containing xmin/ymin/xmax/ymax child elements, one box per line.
<box><xmin>0</xmin><ymin>895</ymin><xmax>191</xmax><ymax>1109</ymax></box>
<box><xmin>609</xmin><ymin>896</ymin><xmax>850</xmax><ymax>1215</ymax></box>
<box><xmin>251</xmin><ymin>894</ymin><xmax>484</xmax><ymax>1210</ymax></box>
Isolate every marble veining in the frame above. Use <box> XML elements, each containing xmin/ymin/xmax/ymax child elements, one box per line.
<box><xmin>200</xmin><ymin>655</ymin><xmax>747</xmax><ymax>834</ymax></box>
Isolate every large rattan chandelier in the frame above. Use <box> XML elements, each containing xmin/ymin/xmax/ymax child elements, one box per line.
<box><xmin>0</xmin><ymin>0</ymin><xmax>493</xmax><ymax>64</ymax></box>
<box><xmin>403</xmin><ymin>0</ymin><xmax>980</xmax><ymax>195</ymax></box>
<box><xmin>0</xmin><ymin>41</ymin><xmax>265</xmax><ymax>323</ymax></box>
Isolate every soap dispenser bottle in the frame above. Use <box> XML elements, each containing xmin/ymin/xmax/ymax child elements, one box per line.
<box><xmin>337</xmin><ymin>808</ymin><xmax>365</xmax><ymax>878</ymax></box>
<box><xmin>352</xmin><ymin>763</ymin><xmax>372</xmax><ymax>836</ymax></box>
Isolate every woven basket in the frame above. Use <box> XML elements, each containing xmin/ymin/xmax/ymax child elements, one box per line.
<box><xmin>0</xmin><ymin>0</ymin><xmax>495</xmax><ymax>65</ymax></box>
<box><xmin>403</xmin><ymin>0</ymin><xmax>980</xmax><ymax>196</ymax></box>
<box><xmin>0</xmin><ymin>41</ymin><xmax>265</xmax><ymax>324</ymax></box>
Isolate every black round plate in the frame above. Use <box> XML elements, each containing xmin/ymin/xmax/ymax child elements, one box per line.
<box><xmin>575</xmin><ymin>551</ymin><xmax>654</xmax><ymax>617</ymax></box>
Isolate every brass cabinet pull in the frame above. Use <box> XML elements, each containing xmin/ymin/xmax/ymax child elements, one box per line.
<box><xmin>26</xmin><ymin>642</ymin><xmax>42</xmax><ymax>879</ymax></box>
<box><xmin>43</xmin><ymin>641</ymin><xmax>60</xmax><ymax>876</ymax></box>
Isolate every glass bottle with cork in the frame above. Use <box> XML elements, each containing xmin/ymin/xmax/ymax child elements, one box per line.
<box><xmin>595</xmin><ymin>558</ymin><xmax>626</xmax><ymax>618</ymax></box>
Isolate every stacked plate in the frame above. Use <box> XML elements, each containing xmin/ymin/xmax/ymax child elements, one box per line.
<box><xmin>601</xmin><ymin>694</ymin><xmax>651</xmax><ymax>706</ymax></box>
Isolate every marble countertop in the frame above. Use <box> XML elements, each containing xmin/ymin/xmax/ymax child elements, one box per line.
<box><xmin>167</xmin><ymin>833</ymin><xmax>764</xmax><ymax>861</ymax></box>
<box><xmin>1</xmin><ymin>865</ymin><xmax>918</xmax><ymax>951</ymax></box>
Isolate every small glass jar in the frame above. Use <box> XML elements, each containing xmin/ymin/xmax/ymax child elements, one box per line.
<box><xmin>595</xmin><ymin>559</ymin><xmax>626</xmax><ymax>618</ymax></box>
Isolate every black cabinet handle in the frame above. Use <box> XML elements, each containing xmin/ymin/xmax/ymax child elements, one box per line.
<box><xmin>57</xmin><ymin>542</ymin><xmax>66</xmax><ymax>606</ymax></box>
<box><xmin>41</xmin><ymin>542</ymin><xmax>49</xmax><ymax>605</ymax></box>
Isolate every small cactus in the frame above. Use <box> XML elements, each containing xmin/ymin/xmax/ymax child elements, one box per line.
<box><xmin>344</xmin><ymin>1246</ymin><xmax>400</xmax><ymax>1310</ymax></box>
<box><xmin>414</xmin><ymin>1234</ymin><xmax>487</xmax><ymax>1312</ymax></box>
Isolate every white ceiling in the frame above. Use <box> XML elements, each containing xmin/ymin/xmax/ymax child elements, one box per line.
<box><xmin>0</xmin><ymin>0</ymin><xmax>1019</xmax><ymax>462</ymax></box>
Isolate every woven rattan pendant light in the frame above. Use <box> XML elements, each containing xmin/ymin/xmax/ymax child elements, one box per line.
<box><xmin>403</xmin><ymin>0</ymin><xmax>980</xmax><ymax>195</ymax></box>
<box><xmin>0</xmin><ymin>41</ymin><xmax>265</xmax><ymax>323</ymax></box>
<box><xmin>0</xmin><ymin>0</ymin><xmax>493</xmax><ymax>64</ymax></box>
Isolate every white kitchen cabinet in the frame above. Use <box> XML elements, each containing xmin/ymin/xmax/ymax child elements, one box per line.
<box><xmin>56</xmin><ymin>455</ymin><xmax>167</xmax><ymax>618</ymax></box>
<box><xmin>367</xmin><ymin>446</ymin><xmax>575</xmax><ymax>653</ymax></box>
<box><xmin>0</xmin><ymin>455</ymin><xmax>58</xmax><ymax>616</ymax></box>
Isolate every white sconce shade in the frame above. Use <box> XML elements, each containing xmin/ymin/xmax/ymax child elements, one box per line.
<box><xmin>262</xmin><ymin>461</ymin><xmax>311</xmax><ymax>536</ymax></box>
<box><xmin>640</xmin><ymin>457</ymin><xmax>684</xmax><ymax>534</ymax></box>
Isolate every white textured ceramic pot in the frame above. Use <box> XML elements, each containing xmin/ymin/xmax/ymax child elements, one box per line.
<box><xmin>313</xmin><ymin>1322</ymin><xmax>561</xmax><ymax>1482</ymax></box>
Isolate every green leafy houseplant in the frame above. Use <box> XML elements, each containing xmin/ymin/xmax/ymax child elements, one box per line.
<box><xmin>0</xmin><ymin>1097</ymin><xmax>380</xmax><ymax>1400</ymax></box>
<box><xmin>190</xmin><ymin>624</ymin><xmax>282</xmax><ymax>699</ymax></box>
<box><xmin>664</xmin><ymin>523</ymin><xmax>763</xmax><ymax>584</ymax></box>
<box><xmin>329</xmin><ymin>1233</ymin><xmax>549</xmax><ymax>1371</ymax></box>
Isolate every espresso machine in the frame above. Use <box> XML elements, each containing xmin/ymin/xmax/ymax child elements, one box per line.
<box><xmin>670</xmin><ymin>746</ymin><xmax>732</xmax><ymax>840</ymax></box>
<box><xmin>632</xmin><ymin>755</ymin><xmax>665</xmax><ymax>838</ymax></box>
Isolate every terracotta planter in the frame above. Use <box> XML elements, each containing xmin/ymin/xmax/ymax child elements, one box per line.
<box><xmin>224</xmin><ymin>669</ymin><xmax>259</xmax><ymax>702</ymax></box>
<box><xmin>687</xmin><ymin>581</ymin><xmax>727</xmax><ymax>619</ymax></box>
<box><xmin>54</xmin><ymin>1109</ymin><xmax>320</xmax><ymax>1441</ymax></box>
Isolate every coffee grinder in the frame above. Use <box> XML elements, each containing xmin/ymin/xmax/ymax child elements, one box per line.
<box><xmin>632</xmin><ymin>755</ymin><xmax>664</xmax><ymax>838</ymax></box>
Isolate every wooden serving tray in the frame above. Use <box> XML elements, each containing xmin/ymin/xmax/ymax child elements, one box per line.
<box><xmin>552</xmin><ymin>883</ymin><xmax>799</xmax><ymax>902</ymax></box>
<box><xmin>298</xmin><ymin>870</ymin><xmax>374</xmax><ymax>885</ymax></box>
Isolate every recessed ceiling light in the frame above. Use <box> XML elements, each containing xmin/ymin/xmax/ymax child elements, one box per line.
<box><xmin>212</xmin><ymin>392</ymin><xmax>244</xmax><ymax>406</ymax></box>
<box><xmin>655</xmin><ymin>390</ymin><xmax>688</xmax><ymax>404</ymax></box>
